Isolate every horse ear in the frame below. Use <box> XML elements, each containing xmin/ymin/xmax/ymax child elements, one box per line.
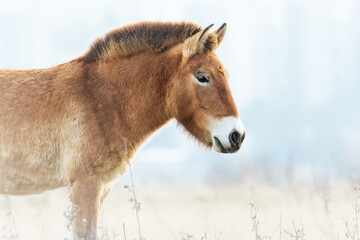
<box><xmin>183</xmin><ymin>24</ymin><xmax>214</xmax><ymax>59</ymax></box>
<box><xmin>215</xmin><ymin>23</ymin><xmax>227</xmax><ymax>47</ymax></box>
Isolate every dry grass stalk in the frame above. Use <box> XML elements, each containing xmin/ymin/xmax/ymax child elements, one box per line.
<box><xmin>123</xmin><ymin>139</ymin><xmax>143</xmax><ymax>240</ymax></box>
<box><xmin>250</xmin><ymin>203</ymin><xmax>261</xmax><ymax>240</ymax></box>
<box><xmin>63</xmin><ymin>204</ymin><xmax>80</xmax><ymax>240</ymax></box>
<box><xmin>122</xmin><ymin>223</ymin><xmax>126</xmax><ymax>240</ymax></box>
<box><xmin>284</xmin><ymin>220</ymin><xmax>305</xmax><ymax>240</ymax></box>
<box><xmin>343</xmin><ymin>187</ymin><xmax>360</xmax><ymax>240</ymax></box>
<box><xmin>249</xmin><ymin>203</ymin><xmax>271</xmax><ymax>240</ymax></box>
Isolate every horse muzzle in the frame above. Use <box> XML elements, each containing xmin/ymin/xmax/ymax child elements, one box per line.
<box><xmin>211</xmin><ymin>116</ymin><xmax>245</xmax><ymax>153</ymax></box>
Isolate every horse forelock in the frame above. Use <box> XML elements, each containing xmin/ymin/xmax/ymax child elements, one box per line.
<box><xmin>82</xmin><ymin>21</ymin><xmax>201</xmax><ymax>63</ymax></box>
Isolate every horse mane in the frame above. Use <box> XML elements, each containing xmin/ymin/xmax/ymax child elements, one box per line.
<box><xmin>82</xmin><ymin>21</ymin><xmax>201</xmax><ymax>63</ymax></box>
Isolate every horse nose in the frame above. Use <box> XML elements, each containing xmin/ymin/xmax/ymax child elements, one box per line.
<box><xmin>229</xmin><ymin>130</ymin><xmax>245</xmax><ymax>147</ymax></box>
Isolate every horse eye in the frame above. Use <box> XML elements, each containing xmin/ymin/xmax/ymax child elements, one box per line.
<box><xmin>196</xmin><ymin>75</ymin><xmax>209</xmax><ymax>83</ymax></box>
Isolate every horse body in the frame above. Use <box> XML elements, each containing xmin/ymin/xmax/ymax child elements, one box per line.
<box><xmin>0</xmin><ymin>66</ymin><xmax>73</xmax><ymax>194</ymax></box>
<box><xmin>0</xmin><ymin>22</ymin><xmax>245</xmax><ymax>239</ymax></box>
<box><xmin>0</xmin><ymin>52</ymin><xmax>176</xmax><ymax>194</ymax></box>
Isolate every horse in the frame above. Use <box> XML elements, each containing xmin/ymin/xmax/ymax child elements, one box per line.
<box><xmin>0</xmin><ymin>21</ymin><xmax>245</xmax><ymax>239</ymax></box>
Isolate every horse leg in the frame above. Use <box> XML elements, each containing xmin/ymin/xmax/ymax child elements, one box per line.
<box><xmin>69</xmin><ymin>177</ymin><xmax>103</xmax><ymax>240</ymax></box>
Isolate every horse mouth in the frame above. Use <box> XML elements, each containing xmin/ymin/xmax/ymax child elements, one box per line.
<box><xmin>213</xmin><ymin>136</ymin><xmax>229</xmax><ymax>153</ymax></box>
<box><xmin>213</xmin><ymin>136</ymin><xmax>241</xmax><ymax>154</ymax></box>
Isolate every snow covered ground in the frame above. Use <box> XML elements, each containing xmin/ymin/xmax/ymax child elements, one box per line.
<box><xmin>1</xmin><ymin>177</ymin><xmax>359</xmax><ymax>240</ymax></box>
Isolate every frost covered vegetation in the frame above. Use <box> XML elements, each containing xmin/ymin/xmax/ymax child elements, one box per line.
<box><xmin>1</xmin><ymin>176</ymin><xmax>360</xmax><ymax>240</ymax></box>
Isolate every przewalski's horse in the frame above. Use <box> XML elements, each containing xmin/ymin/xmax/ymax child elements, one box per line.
<box><xmin>0</xmin><ymin>21</ymin><xmax>245</xmax><ymax>239</ymax></box>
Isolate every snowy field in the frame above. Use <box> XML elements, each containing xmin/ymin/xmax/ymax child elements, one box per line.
<box><xmin>1</xmin><ymin>178</ymin><xmax>359</xmax><ymax>240</ymax></box>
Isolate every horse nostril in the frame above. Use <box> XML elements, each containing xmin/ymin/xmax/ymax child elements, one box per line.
<box><xmin>229</xmin><ymin>130</ymin><xmax>241</xmax><ymax>147</ymax></box>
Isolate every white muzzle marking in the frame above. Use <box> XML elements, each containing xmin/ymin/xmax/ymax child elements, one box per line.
<box><xmin>210</xmin><ymin>116</ymin><xmax>245</xmax><ymax>153</ymax></box>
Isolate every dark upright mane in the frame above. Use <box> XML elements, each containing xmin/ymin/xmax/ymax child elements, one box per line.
<box><xmin>82</xmin><ymin>21</ymin><xmax>201</xmax><ymax>63</ymax></box>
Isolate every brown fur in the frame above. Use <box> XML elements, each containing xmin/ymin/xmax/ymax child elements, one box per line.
<box><xmin>0</xmin><ymin>21</ymin><xmax>238</xmax><ymax>239</ymax></box>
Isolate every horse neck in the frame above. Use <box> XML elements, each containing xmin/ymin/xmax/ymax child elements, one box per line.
<box><xmin>84</xmin><ymin>51</ymin><xmax>182</xmax><ymax>151</ymax></box>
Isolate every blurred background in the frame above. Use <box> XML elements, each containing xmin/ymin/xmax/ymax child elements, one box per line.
<box><xmin>0</xmin><ymin>0</ymin><xmax>359</xmax><ymax>186</ymax></box>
